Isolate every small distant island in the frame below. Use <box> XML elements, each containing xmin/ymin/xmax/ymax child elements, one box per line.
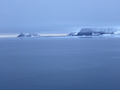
<box><xmin>17</xmin><ymin>33</ymin><xmax>40</xmax><ymax>37</ymax></box>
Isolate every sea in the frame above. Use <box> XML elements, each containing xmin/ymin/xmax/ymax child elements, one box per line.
<box><xmin>0</xmin><ymin>36</ymin><xmax>120</xmax><ymax>90</ymax></box>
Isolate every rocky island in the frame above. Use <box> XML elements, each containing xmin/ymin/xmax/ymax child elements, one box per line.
<box><xmin>68</xmin><ymin>28</ymin><xmax>120</xmax><ymax>36</ymax></box>
<box><xmin>17</xmin><ymin>33</ymin><xmax>40</xmax><ymax>37</ymax></box>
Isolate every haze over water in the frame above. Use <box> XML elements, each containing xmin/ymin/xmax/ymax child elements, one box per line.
<box><xmin>1</xmin><ymin>0</ymin><xmax>120</xmax><ymax>33</ymax></box>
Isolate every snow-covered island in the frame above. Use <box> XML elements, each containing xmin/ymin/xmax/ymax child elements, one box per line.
<box><xmin>17</xmin><ymin>33</ymin><xmax>40</xmax><ymax>37</ymax></box>
<box><xmin>68</xmin><ymin>28</ymin><xmax>120</xmax><ymax>36</ymax></box>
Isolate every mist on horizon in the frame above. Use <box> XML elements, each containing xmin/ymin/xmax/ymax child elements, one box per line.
<box><xmin>0</xmin><ymin>0</ymin><xmax>120</xmax><ymax>33</ymax></box>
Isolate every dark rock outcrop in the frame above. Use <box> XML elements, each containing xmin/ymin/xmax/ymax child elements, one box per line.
<box><xmin>77</xmin><ymin>28</ymin><xmax>93</xmax><ymax>36</ymax></box>
<box><xmin>17</xmin><ymin>33</ymin><xmax>26</xmax><ymax>37</ymax></box>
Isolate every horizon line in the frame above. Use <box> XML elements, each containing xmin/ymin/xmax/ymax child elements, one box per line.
<box><xmin>0</xmin><ymin>34</ymin><xmax>68</xmax><ymax>37</ymax></box>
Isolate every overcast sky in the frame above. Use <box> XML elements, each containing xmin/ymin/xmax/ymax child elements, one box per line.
<box><xmin>0</xmin><ymin>0</ymin><xmax>120</xmax><ymax>33</ymax></box>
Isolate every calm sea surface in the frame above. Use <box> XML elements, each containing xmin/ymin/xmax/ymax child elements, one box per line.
<box><xmin>0</xmin><ymin>37</ymin><xmax>120</xmax><ymax>90</ymax></box>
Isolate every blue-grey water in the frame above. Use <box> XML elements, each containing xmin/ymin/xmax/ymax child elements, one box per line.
<box><xmin>0</xmin><ymin>37</ymin><xmax>120</xmax><ymax>90</ymax></box>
